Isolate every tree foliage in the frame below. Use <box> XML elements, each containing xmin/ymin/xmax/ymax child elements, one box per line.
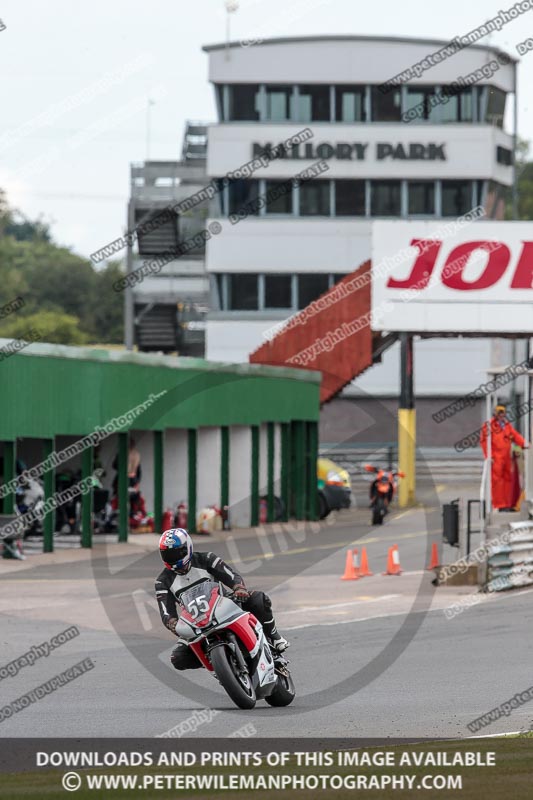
<box><xmin>0</xmin><ymin>190</ymin><xmax>123</xmax><ymax>344</ymax></box>
<box><xmin>0</xmin><ymin>189</ymin><xmax>51</xmax><ymax>242</ymax></box>
<box><xmin>505</xmin><ymin>139</ymin><xmax>533</xmax><ymax>220</ymax></box>
<box><xmin>0</xmin><ymin>310</ymin><xmax>89</xmax><ymax>345</ymax></box>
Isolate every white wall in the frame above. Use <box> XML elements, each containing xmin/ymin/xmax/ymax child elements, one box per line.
<box><xmin>163</xmin><ymin>430</ymin><xmax>188</xmax><ymax>510</ymax></box>
<box><xmin>274</xmin><ymin>423</ymin><xmax>282</xmax><ymax>497</ymax></box>
<box><xmin>348</xmin><ymin>338</ymin><xmax>494</xmax><ymax>397</ymax></box>
<box><xmin>206</xmin><ymin>38</ymin><xmax>515</xmax><ymax>93</ymax></box>
<box><xmin>206</xmin><ymin>319</ymin><xmax>279</xmax><ymax>362</ymax></box>
<box><xmin>259</xmin><ymin>423</ymin><xmax>268</xmax><ymax>495</ymax></box>
<box><xmin>207</xmin><ymin>218</ymin><xmax>371</xmax><ymax>274</ymax></box>
<box><xmin>207</xmin><ymin>124</ymin><xmax>513</xmax><ymax>184</ymax></box>
<box><xmin>229</xmin><ymin>426</ymin><xmax>252</xmax><ymax>528</ymax></box>
<box><xmin>197</xmin><ymin>427</ymin><xmax>221</xmax><ymax>510</ymax></box>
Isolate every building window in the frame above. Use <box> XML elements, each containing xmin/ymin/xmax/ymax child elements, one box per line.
<box><xmin>439</xmin><ymin>87</ymin><xmax>473</xmax><ymax>122</ymax></box>
<box><xmin>299</xmin><ymin>181</ymin><xmax>330</xmax><ymax>216</ymax></box>
<box><xmin>486</xmin><ymin>86</ymin><xmax>506</xmax><ymax>128</ymax></box>
<box><xmin>476</xmin><ymin>86</ymin><xmax>485</xmax><ymax>122</ymax></box>
<box><xmin>441</xmin><ymin>180</ymin><xmax>471</xmax><ymax>216</ymax></box>
<box><xmin>297</xmin><ymin>85</ymin><xmax>330</xmax><ymax>121</ymax></box>
<box><xmin>371</xmin><ymin>181</ymin><xmax>401</xmax><ymax>216</ymax></box>
<box><xmin>228</xmin><ymin>274</ymin><xmax>258</xmax><ymax>310</ymax></box>
<box><xmin>264</xmin><ymin>274</ymin><xmax>292</xmax><ymax>308</ymax></box>
<box><xmin>215</xmin><ymin>179</ymin><xmax>227</xmax><ymax>214</ymax></box>
<box><xmin>335</xmin><ymin>180</ymin><xmax>366</xmax><ymax>216</ymax></box>
<box><xmin>331</xmin><ymin>274</ymin><xmax>345</xmax><ymax>283</ymax></box>
<box><xmin>297</xmin><ymin>274</ymin><xmax>330</xmax><ymax>308</ymax></box>
<box><xmin>405</xmin><ymin>86</ymin><xmax>440</xmax><ymax>121</ymax></box>
<box><xmin>496</xmin><ymin>146</ymin><xmax>512</xmax><ymax>166</ymax></box>
<box><xmin>219</xmin><ymin>273</ymin><xmax>354</xmax><ymax>311</ymax></box>
<box><xmin>227</xmin><ymin>179</ymin><xmax>259</xmax><ymax>216</ymax></box>
<box><xmin>227</xmin><ymin>84</ymin><xmax>260</xmax><ymax>121</ymax></box>
<box><xmin>371</xmin><ymin>86</ymin><xmax>401</xmax><ymax>121</ymax></box>
<box><xmin>265</xmin><ymin>180</ymin><xmax>293</xmax><ymax>214</ymax></box>
<box><xmin>265</xmin><ymin>85</ymin><xmax>293</xmax><ymax>121</ymax></box>
<box><xmin>408</xmin><ymin>181</ymin><xmax>435</xmax><ymax>215</ymax></box>
<box><xmin>335</xmin><ymin>85</ymin><xmax>366</xmax><ymax>121</ymax></box>
<box><xmin>215</xmin><ymin>85</ymin><xmax>225</xmax><ymax>119</ymax></box>
<box><xmin>214</xmin><ymin>274</ymin><xmax>224</xmax><ymax>310</ymax></box>
<box><xmin>475</xmin><ymin>180</ymin><xmax>486</xmax><ymax>207</ymax></box>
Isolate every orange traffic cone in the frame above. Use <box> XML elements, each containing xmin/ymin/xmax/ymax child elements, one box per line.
<box><xmin>341</xmin><ymin>549</ymin><xmax>358</xmax><ymax>580</ymax></box>
<box><xmin>359</xmin><ymin>546</ymin><xmax>373</xmax><ymax>577</ymax></box>
<box><xmin>352</xmin><ymin>549</ymin><xmax>361</xmax><ymax>579</ymax></box>
<box><xmin>426</xmin><ymin>542</ymin><xmax>440</xmax><ymax>570</ymax></box>
<box><xmin>383</xmin><ymin>544</ymin><xmax>402</xmax><ymax>575</ymax></box>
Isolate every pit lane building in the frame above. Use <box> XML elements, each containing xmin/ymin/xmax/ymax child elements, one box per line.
<box><xmin>0</xmin><ymin>342</ymin><xmax>320</xmax><ymax>547</ymax></box>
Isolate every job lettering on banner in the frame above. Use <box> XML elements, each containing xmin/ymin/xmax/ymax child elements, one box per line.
<box><xmin>371</xmin><ymin>222</ymin><xmax>533</xmax><ymax>334</ymax></box>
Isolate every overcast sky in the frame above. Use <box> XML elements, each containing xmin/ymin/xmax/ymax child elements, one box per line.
<box><xmin>1</xmin><ymin>0</ymin><xmax>531</xmax><ymax>261</ymax></box>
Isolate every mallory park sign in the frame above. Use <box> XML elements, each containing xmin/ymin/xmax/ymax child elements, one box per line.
<box><xmin>252</xmin><ymin>141</ymin><xmax>446</xmax><ymax>161</ymax></box>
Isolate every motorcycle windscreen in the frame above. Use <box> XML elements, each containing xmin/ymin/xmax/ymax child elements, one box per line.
<box><xmin>179</xmin><ymin>580</ymin><xmax>219</xmax><ymax>626</ymax></box>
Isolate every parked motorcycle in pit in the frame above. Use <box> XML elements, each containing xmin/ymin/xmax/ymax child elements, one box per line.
<box><xmin>364</xmin><ymin>464</ymin><xmax>405</xmax><ymax>526</ymax></box>
<box><xmin>175</xmin><ymin>579</ymin><xmax>295</xmax><ymax>710</ymax></box>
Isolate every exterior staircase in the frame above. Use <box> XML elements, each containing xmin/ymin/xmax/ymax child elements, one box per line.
<box><xmin>135</xmin><ymin>303</ymin><xmax>177</xmax><ymax>352</ymax></box>
<box><xmin>135</xmin><ymin>208</ymin><xmax>178</xmax><ymax>255</ymax></box>
<box><xmin>250</xmin><ymin>261</ymin><xmax>396</xmax><ymax>403</ymax></box>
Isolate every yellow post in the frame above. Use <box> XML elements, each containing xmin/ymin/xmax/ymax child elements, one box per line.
<box><xmin>399</xmin><ymin>334</ymin><xmax>416</xmax><ymax>507</ymax></box>
<box><xmin>408</xmin><ymin>408</ymin><xmax>416</xmax><ymax>503</ymax></box>
<box><xmin>398</xmin><ymin>408</ymin><xmax>416</xmax><ymax>507</ymax></box>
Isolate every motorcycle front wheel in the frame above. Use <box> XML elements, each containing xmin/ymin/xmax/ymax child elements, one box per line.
<box><xmin>372</xmin><ymin>497</ymin><xmax>386</xmax><ymax>525</ymax></box>
<box><xmin>265</xmin><ymin>670</ymin><xmax>295</xmax><ymax>707</ymax></box>
<box><xmin>210</xmin><ymin>645</ymin><xmax>256</xmax><ymax>709</ymax></box>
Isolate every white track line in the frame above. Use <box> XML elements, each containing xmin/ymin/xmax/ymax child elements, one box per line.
<box><xmin>282</xmin><ymin>586</ymin><xmax>533</xmax><ymax>630</ymax></box>
<box><xmin>280</xmin><ymin>595</ymin><xmax>400</xmax><ymax>615</ymax></box>
<box><xmin>283</xmin><ymin>607</ymin><xmax>429</xmax><ymax>631</ymax></box>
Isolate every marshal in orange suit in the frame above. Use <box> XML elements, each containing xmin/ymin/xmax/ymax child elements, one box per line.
<box><xmin>480</xmin><ymin>404</ymin><xmax>529</xmax><ymax>510</ymax></box>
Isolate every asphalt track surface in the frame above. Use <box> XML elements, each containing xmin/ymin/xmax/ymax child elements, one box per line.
<box><xmin>1</xmin><ymin>481</ymin><xmax>532</xmax><ymax>740</ymax></box>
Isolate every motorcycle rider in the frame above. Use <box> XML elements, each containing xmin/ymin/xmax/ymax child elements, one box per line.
<box><xmin>155</xmin><ymin>528</ymin><xmax>289</xmax><ymax>671</ymax></box>
<box><xmin>368</xmin><ymin>469</ymin><xmax>393</xmax><ymax>505</ymax></box>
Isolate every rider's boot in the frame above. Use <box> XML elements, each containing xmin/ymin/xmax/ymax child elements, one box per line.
<box><xmin>263</xmin><ymin>618</ymin><xmax>290</xmax><ymax>653</ymax></box>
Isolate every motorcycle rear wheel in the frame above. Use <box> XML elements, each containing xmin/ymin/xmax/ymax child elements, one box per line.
<box><xmin>210</xmin><ymin>645</ymin><xmax>256</xmax><ymax>709</ymax></box>
<box><xmin>265</xmin><ymin>670</ymin><xmax>296</xmax><ymax>707</ymax></box>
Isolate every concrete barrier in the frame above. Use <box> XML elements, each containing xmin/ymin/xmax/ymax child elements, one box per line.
<box><xmin>486</xmin><ymin>521</ymin><xmax>533</xmax><ymax>591</ymax></box>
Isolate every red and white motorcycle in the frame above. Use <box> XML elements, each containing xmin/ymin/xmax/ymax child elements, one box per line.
<box><xmin>175</xmin><ymin>579</ymin><xmax>295</xmax><ymax>710</ymax></box>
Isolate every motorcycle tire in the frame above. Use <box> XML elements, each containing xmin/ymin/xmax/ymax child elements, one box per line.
<box><xmin>210</xmin><ymin>644</ymin><xmax>256</xmax><ymax>710</ymax></box>
<box><xmin>372</xmin><ymin>499</ymin><xmax>385</xmax><ymax>525</ymax></box>
<box><xmin>265</xmin><ymin>670</ymin><xmax>296</xmax><ymax>707</ymax></box>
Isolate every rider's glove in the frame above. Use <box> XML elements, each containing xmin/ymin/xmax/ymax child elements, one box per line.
<box><xmin>233</xmin><ymin>583</ymin><xmax>250</xmax><ymax>601</ymax></box>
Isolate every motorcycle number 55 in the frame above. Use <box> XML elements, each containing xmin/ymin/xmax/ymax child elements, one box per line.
<box><xmin>187</xmin><ymin>595</ymin><xmax>209</xmax><ymax>618</ymax></box>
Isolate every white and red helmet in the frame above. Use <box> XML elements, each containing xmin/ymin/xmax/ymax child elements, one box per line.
<box><xmin>159</xmin><ymin>528</ymin><xmax>193</xmax><ymax>573</ymax></box>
